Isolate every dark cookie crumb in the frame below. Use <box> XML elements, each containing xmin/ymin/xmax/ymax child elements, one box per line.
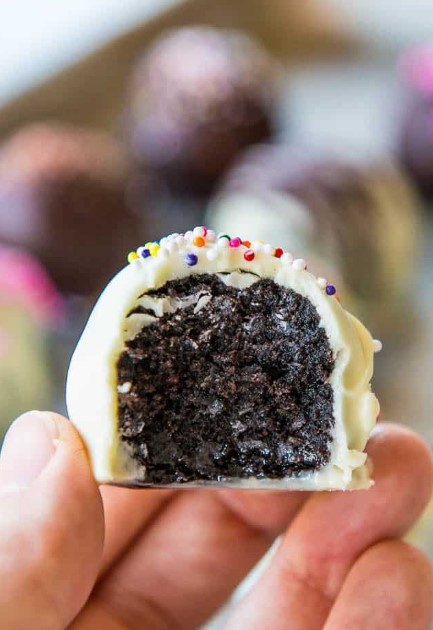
<box><xmin>117</xmin><ymin>274</ymin><xmax>335</xmax><ymax>483</ymax></box>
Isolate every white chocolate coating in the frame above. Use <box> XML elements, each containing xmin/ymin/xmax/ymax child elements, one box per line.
<box><xmin>66</xmin><ymin>231</ymin><xmax>379</xmax><ymax>490</ymax></box>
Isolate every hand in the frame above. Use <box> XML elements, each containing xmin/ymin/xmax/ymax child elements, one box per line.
<box><xmin>0</xmin><ymin>412</ymin><xmax>432</xmax><ymax>630</ymax></box>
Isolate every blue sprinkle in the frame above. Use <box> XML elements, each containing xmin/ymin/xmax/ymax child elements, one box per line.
<box><xmin>140</xmin><ymin>248</ymin><xmax>151</xmax><ymax>259</ymax></box>
<box><xmin>326</xmin><ymin>284</ymin><xmax>336</xmax><ymax>296</ymax></box>
<box><xmin>185</xmin><ymin>253</ymin><xmax>198</xmax><ymax>266</ymax></box>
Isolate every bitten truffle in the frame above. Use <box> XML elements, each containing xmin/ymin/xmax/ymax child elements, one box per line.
<box><xmin>124</xmin><ymin>27</ymin><xmax>278</xmax><ymax>196</ymax></box>
<box><xmin>66</xmin><ymin>226</ymin><xmax>379</xmax><ymax>491</ymax></box>
<box><xmin>0</xmin><ymin>124</ymin><xmax>139</xmax><ymax>294</ymax></box>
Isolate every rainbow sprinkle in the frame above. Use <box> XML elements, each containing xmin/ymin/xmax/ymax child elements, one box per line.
<box><xmin>127</xmin><ymin>227</ymin><xmax>340</xmax><ymax>299</ymax></box>
<box><xmin>185</xmin><ymin>253</ymin><xmax>198</xmax><ymax>267</ymax></box>
<box><xmin>127</xmin><ymin>252</ymin><xmax>139</xmax><ymax>263</ymax></box>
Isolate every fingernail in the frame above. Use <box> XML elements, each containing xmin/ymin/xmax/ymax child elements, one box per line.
<box><xmin>0</xmin><ymin>411</ymin><xmax>58</xmax><ymax>491</ymax></box>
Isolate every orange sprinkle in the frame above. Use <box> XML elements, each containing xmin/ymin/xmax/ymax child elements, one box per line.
<box><xmin>193</xmin><ymin>236</ymin><xmax>205</xmax><ymax>247</ymax></box>
<box><xmin>242</xmin><ymin>240</ymin><xmax>251</xmax><ymax>248</ymax></box>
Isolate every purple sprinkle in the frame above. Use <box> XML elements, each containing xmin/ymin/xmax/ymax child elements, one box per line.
<box><xmin>326</xmin><ymin>284</ymin><xmax>336</xmax><ymax>296</ymax></box>
<box><xmin>185</xmin><ymin>253</ymin><xmax>198</xmax><ymax>266</ymax></box>
<box><xmin>140</xmin><ymin>248</ymin><xmax>151</xmax><ymax>259</ymax></box>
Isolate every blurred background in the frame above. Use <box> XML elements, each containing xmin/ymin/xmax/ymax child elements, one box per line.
<box><xmin>0</xmin><ymin>0</ymin><xmax>433</xmax><ymax>622</ymax></box>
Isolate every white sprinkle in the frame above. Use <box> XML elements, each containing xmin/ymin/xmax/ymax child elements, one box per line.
<box><xmin>263</xmin><ymin>244</ymin><xmax>273</xmax><ymax>255</ymax></box>
<box><xmin>292</xmin><ymin>258</ymin><xmax>307</xmax><ymax>271</ymax></box>
<box><xmin>158</xmin><ymin>248</ymin><xmax>169</xmax><ymax>259</ymax></box>
<box><xmin>281</xmin><ymin>252</ymin><xmax>294</xmax><ymax>264</ymax></box>
<box><xmin>217</xmin><ymin>238</ymin><xmax>229</xmax><ymax>248</ymax></box>
<box><xmin>206</xmin><ymin>230</ymin><xmax>216</xmax><ymax>242</ymax></box>
<box><xmin>175</xmin><ymin>235</ymin><xmax>185</xmax><ymax>245</ymax></box>
<box><xmin>193</xmin><ymin>226</ymin><xmax>206</xmax><ymax>237</ymax></box>
<box><xmin>206</xmin><ymin>249</ymin><xmax>218</xmax><ymax>261</ymax></box>
<box><xmin>373</xmin><ymin>339</ymin><xmax>383</xmax><ymax>353</ymax></box>
<box><xmin>184</xmin><ymin>230</ymin><xmax>193</xmax><ymax>241</ymax></box>
<box><xmin>251</xmin><ymin>242</ymin><xmax>263</xmax><ymax>253</ymax></box>
<box><xmin>117</xmin><ymin>382</ymin><xmax>132</xmax><ymax>394</ymax></box>
<box><xmin>317</xmin><ymin>277</ymin><xmax>327</xmax><ymax>288</ymax></box>
<box><xmin>166</xmin><ymin>242</ymin><xmax>177</xmax><ymax>253</ymax></box>
<box><xmin>167</xmin><ymin>233</ymin><xmax>179</xmax><ymax>241</ymax></box>
<box><xmin>159</xmin><ymin>237</ymin><xmax>168</xmax><ymax>247</ymax></box>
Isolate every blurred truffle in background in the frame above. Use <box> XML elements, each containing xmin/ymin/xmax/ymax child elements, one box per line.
<box><xmin>124</xmin><ymin>26</ymin><xmax>279</xmax><ymax>205</ymax></box>
<box><xmin>398</xmin><ymin>44</ymin><xmax>433</xmax><ymax>200</ymax></box>
<box><xmin>0</xmin><ymin>246</ymin><xmax>63</xmax><ymax>437</ymax></box>
<box><xmin>207</xmin><ymin>144</ymin><xmax>421</xmax><ymax>336</ymax></box>
<box><xmin>0</xmin><ymin>123</ymin><xmax>139</xmax><ymax>295</ymax></box>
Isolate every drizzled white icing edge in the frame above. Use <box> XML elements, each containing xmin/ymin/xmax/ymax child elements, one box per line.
<box><xmin>66</xmin><ymin>240</ymin><xmax>379</xmax><ymax>490</ymax></box>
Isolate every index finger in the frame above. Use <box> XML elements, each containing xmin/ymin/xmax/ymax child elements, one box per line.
<box><xmin>225</xmin><ymin>424</ymin><xmax>433</xmax><ymax>630</ymax></box>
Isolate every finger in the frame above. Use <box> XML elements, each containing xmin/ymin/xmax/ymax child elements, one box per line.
<box><xmin>0</xmin><ymin>412</ymin><xmax>104</xmax><ymax>630</ymax></box>
<box><xmin>324</xmin><ymin>540</ymin><xmax>433</xmax><ymax>630</ymax></box>
<box><xmin>99</xmin><ymin>485</ymin><xmax>174</xmax><ymax>575</ymax></box>
<box><xmin>224</xmin><ymin>424</ymin><xmax>433</xmax><ymax>630</ymax></box>
<box><xmin>73</xmin><ymin>489</ymin><xmax>308</xmax><ymax>630</ymax></box>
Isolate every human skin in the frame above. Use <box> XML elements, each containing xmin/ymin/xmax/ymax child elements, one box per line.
<box><xmin>0</xmin><ymin>412</ymin><xmax>432</xmax><ymax>630</ymax></box>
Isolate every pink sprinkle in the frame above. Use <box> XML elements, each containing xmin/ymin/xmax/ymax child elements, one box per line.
<box><xmin>229</xmin><ymin>237</ymin><xmax>242</xmax><ymax>248</ymax></box>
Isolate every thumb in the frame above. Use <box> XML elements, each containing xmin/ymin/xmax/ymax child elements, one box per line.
<box><xmin>0</xmin><ymin>411</ymin><xmax>104</xmax><ymax>630</ymax></box>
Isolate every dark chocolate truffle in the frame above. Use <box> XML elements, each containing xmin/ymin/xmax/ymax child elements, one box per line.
<box><xmin>0</xmin><ymin>123</ymin><xmax>139</xmax><ymax>294</ymax></box>
<box><xmin>125</xmin><ymin>27</ymin><xmax>278</xmax><ymax>196</ymax></box>
<box><xmin>398</xmin><ymin>45</ymin><xmax>433</xmax><ymax>198</ymax></box>
<box><xmin>400</xmin><ymin>99</ymin><xmax>433</xmax><ymax>198</ymax></box>
<box><xmin>398</xmin><ymin>45</ymin><xmax>433</xmax><ymax>199</ymax></box>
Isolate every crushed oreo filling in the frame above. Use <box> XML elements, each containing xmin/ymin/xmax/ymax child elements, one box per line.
<box><xmin>117</xmin><ymin>274</ymin><xmax>335</xmax><ymax>484</ymax></box>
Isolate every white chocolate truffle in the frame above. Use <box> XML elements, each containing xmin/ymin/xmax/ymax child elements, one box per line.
<box><xmin>207</xmin><ymin>149</ymin><xmax>421</xmax><ymax>337</ymax></box>
<box><xmin>66</xmin><ymin>228</ymin><xmax>379</xmax><ymax>490</ymax></box>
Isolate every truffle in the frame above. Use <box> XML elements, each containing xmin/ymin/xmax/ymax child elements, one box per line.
<box><xmin>66</xmin><ymin>226</ymin><xmax>379</xmax><ymax>490</ymax></box>
<box><xmin>0</xmin><ymin>124</ymin><xmax>139</xmax><ymax>294</ymax></box>
<box><xmin>207</xmin><ymin>145</ymin><xmax>420</xmax><ymax>332</ymax></box>
<box><xmin>398</xmin><ymin>45</ymin><xmax>433</xmax><ymax>198</ymax></box>
<box><xmin>0</xmin><ymin>246</ymin><xmax>62</xmax><ymax>436</ymax></box>
<box><xmin>124</xmin><ymin>27</ymin><xmax>278</xmax><ymax>197</ymax></box>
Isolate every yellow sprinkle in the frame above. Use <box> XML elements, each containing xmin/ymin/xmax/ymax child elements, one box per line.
<box><xmin>149</xmin><ymin>243</ymin><xmax>160</xmax><ymax>257</ymax></box>
<box><xmin>144</xmin><ymin>242</ymin><xmax>154</xmax><ymax>249</ymax></box>
<box><xmin>128</xmin><ymin>251</ymin><xmax>139</xmax><ymax>263</ymax></box>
